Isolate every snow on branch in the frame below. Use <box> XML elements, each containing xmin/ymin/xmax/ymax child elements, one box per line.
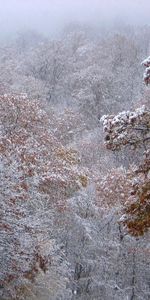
<box><xmin>141</xmin><ymin>56</ymin><xmax>150</xmax><ymax>85</ymax></box>
<box><xmin>100</xmin><ymin>75</ymin><xmax>150</xmax><ymax>236</ymax></box>
<box><xmin>141</xmin><ymin>56</ymin><xmax>150</xmax><ymax>67</ymax></box>
<box><xmin>101</xmin><ymin>106</ymin><xmax>150</xmax><ymax>151</ymax></box>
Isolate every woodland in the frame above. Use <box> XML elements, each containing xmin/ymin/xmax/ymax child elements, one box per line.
<box><xmin>0</xmin><ymin>22</ymin><xmax>150</xmax><ymax>300</ymax></box>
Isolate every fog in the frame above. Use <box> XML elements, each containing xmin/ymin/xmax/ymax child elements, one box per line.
<box><xmin>1</xmin><ymin>1</ymin><xmax>150</xmax><ymax>300</ymax></box>
<box><xmin>0</xmin><ymin>0</ymin><xmax>150</xmax><ymax>38</ymax></box>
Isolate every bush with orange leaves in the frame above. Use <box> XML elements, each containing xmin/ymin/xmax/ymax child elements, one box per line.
<box><xmin>0</xmin><ymin>94</ymin><xmax>87</xmax><ymax>299</ymax></box>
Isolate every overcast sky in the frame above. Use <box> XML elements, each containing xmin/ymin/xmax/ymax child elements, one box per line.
<box><xmin>0</xmin><ymin>0</ymin><xmax>149</xmax><ymax>37</ymax></box>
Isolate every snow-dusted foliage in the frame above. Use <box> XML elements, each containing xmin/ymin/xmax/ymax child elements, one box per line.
<box><xmin>121</xmin><ymin>150</ymin><xmax>150</xmax><ymax>236</ymax></box>
<box><xmin>0</xmin><ymin>94</ymin><xmax>87</xmax><ymax>299</ymax></box>
<box><xmin>101</xmin><ymin>105</ymin><xmax>150</xmax><ymax>150</ymax></box>
<box><xmin>95</xmin><ymin>168</ymin><xmax>132</xmax><ymax>209</ymax></box>
<box><xmin>0</xmin><ymin>27</ymin><xmax>144</xmax><ymax>124</ymax></box>
<box><xmin>0</xmin><ymin>26</ymin><xmax>150</xmax><ymax>300</ymax></box>
<box><xmin>141</xmin><ymin>56</ymin><xmax>150</xmax><ymax>67</ymax></box>
<box><xmin>101</xmin><ymin>99</ymin><xmax>150</xmax><ymax>236</ymax></box>
<box><xmin>142</xmin><ymin>56</ymin><xmax>150</xmax><ymax>85</ymax></box>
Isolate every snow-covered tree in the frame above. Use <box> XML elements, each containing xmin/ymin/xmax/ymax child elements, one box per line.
<box><xmin>101</xmin><ymin>99</ymin><xmax>150</xmax><ymax>236</ymax></box>
<box><xmin>0</xmin><ymin>93</ymin><xmax>87</xmax><ymax>299</ymax></box>
<box><xmin>142</xmin><ymin>56</ymin><xmax>150</xmax><ymax>85</ymax></box>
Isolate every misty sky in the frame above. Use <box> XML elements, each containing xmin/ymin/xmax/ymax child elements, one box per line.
<box><xmin>0</xmin><ymin>0</ymin><xmax>150</xmax><ymax>37</ymax></box>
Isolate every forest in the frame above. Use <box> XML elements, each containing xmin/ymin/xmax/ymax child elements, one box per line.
<box><xmin>0</xmin><ymin>1</ymin><xmax>150</xmax><ymax>299</ymax></box>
